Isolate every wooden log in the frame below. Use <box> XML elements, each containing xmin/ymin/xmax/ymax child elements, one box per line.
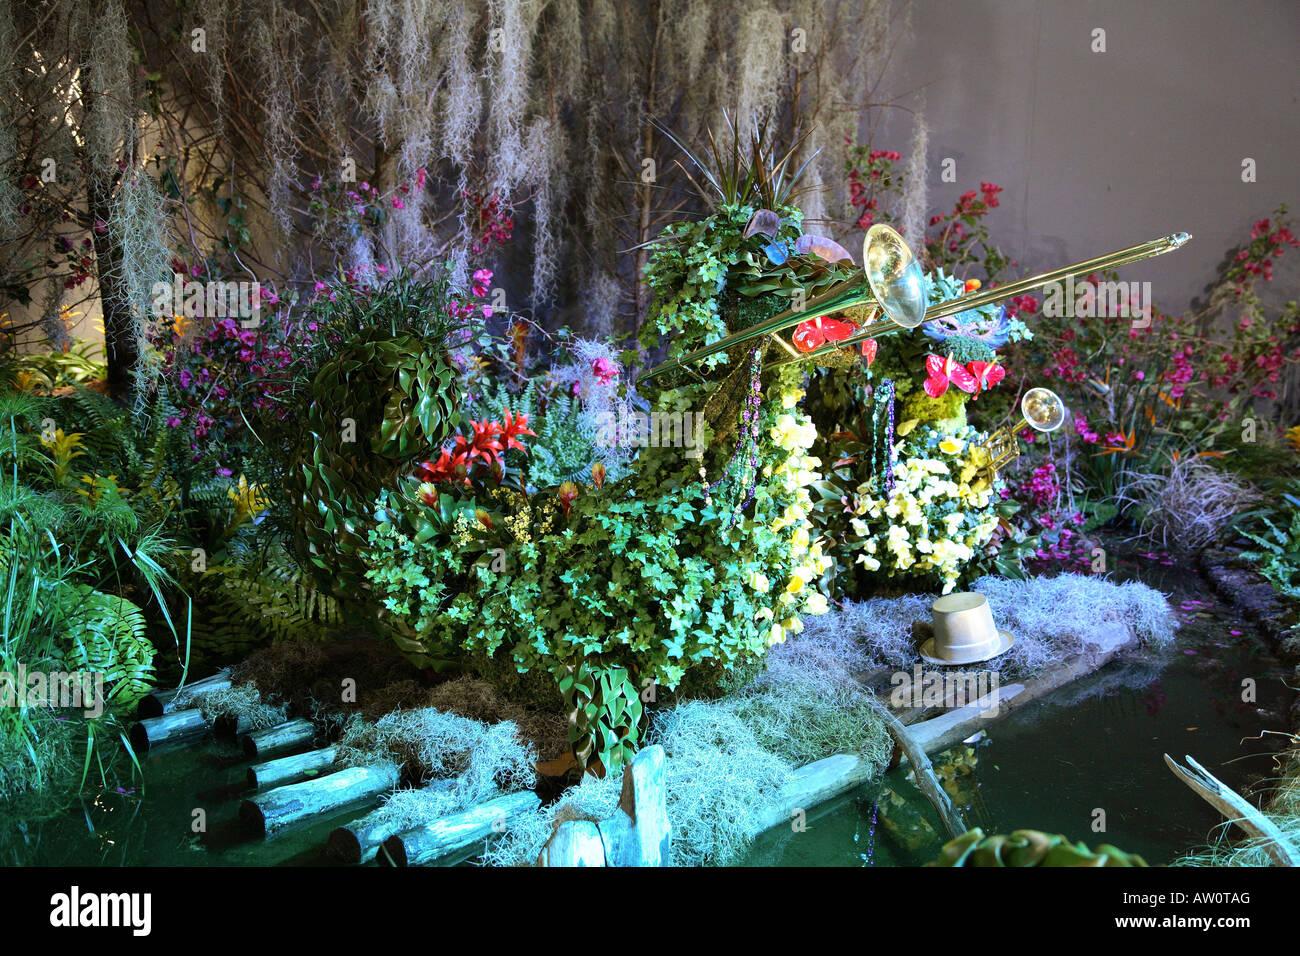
<box><xmin>877</xmin><ymin>706</ymin><xmax>967</xmax><ymax>840</ymax></box>
<box><xmin>129</xmin><ymin>708</ymin><xmax>209</xmax><ymax>755</ymax></box>
<box><xmin>136</xmin><ymin>670</ymin><xmax>231</xmax><ymax>718</ymax></box>
<box><xmin>327</xmin><ymin>779</ymin><xmax>457</xmax><ymax>864</ymax></box>
<box><xmin>537</xmin><ymin>821</ymin><xmax>606</xmax><ymax>867</ymax></box>
<box><xmin>1165</xmin><ymin>754</ymin><xmax>1300</xmax><ymax>867</ymax></box>
<box><xmin>747</xmin><ymin>753</ymin><xmax>881</xmax><ymax>838</ymax></box>
<box><xmin>247</xmin><ymin>746</ymin><xmax>339</xmax><ymax>791</ymax></box>
<box><xmin>381</xmin><ymin>790</ymin><xmax>541</xmax><ymax>867</ymax></box>
<box><xmin>215</xmin><ymin>713</ymin><xmax>257</xmax><ymax>738</ymax></box>
<box><xmin>597</xmin><ymin>745</ymin><xmax>671</xmax><ymax>866</ymax></box>
<box><xmin>240</xmin><ymin>763</ymin><xmax>400</xmax><ymax>838</ymax></box>
<box><xmin>242</xmin><ymin>718</ymin><xmax>316</xmax><ymax>760</ymax></box>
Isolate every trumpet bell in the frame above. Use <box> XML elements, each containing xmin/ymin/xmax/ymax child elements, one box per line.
<box><xmin>1021</xmin><ymin>387</ymin><xmax>1067</xmax><ymax>432</ymax></box>
<box><xmin>864</xmin><ymin>224</ymin><xmax>928</xmax><ymax>329</ymax></box>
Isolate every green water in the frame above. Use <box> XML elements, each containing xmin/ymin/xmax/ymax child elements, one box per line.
<box><xmin>1</xmin><ymin>553</ymin><xmax>1291</xmax><ymax>867</ymax></box>
<box><xmin>742</xmin><ymin>552</ymin><xmax>1294</xmax><ymax>867</ymax></box>
<box><xmin>0</xmin><ymin>735</ymin><xmax>349</xmax><ymax>867</ymax></box>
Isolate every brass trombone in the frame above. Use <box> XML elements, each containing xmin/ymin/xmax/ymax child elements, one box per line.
<box><xmin>636</xmin><ymin>225</ymin><xmax>1191</xmax><ymax>385</ymax></box>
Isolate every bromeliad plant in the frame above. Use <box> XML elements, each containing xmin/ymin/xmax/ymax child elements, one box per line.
<box><xmin>281</xmin><ymin>274</ymin><xmax>472</xmax><ymax>600</ymax></box>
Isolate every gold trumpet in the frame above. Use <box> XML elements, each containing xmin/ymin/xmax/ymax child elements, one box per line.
<box><xmin>637</xmin><ymin>225</ymin><xmax>1191</xmax><ymax>384</ymax></box>
<box><xmin>974</xmin><ymin>386</ymin><xmax>1068</xmax><ymax>484</ymax></box>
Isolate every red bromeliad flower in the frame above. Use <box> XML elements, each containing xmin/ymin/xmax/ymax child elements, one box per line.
<box><xmin>467</xmin><ymin>419</ymin><xmax>505</xmax><ymax>463</ymax></box>
<box><xmin>501</xmin><ymin>408</ymin><xmax>536</xmax><ymax>452</ymax></box>
<box><xmin>413</xmin><ymin>409</ymin><xmax>532</xmax><ymax>488</ymax></box>
<box><xmin>860</xmin><ymin>338</ymin><xmax>878</xmax><ymax>365</ymax></box>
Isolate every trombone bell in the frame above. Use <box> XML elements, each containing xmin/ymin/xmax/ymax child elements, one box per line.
<box><xmin>864</xmin><ymin>224</ymin><xmax>929</xmax><ymax>329</ymax></box>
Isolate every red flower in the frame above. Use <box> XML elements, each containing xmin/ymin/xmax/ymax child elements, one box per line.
<box><xmin>501</xmin><ymin>408</ymin><xmax>536</xmax><ymax>452</ymax></box>
<box><xmin>923</xmin><ymin>354</ymin><xmax>977</xmax><ymax>398</ymax></box>
<box><xmin>793</xmin><ymin>316</ymin><xmax>857</xmax><ymax>352</ymax></box>
<box><xmin>966</xmin><ymin>360</ymin><xmax>1005</xmax><ymax>396</ymax></box>
<box><xmin>468</xmin><ymin>419</ymin><xmax>505</xmax><ymax>464</ymax></box>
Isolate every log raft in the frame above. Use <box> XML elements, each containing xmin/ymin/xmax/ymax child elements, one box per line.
<box><xmin>381</xmin><ymin>790</ymin><xmax>541</xmax><ymax>866</ymax></box>
<box><xmin>247</xmin><ymin>746</ymin><xmax>340</xmax><ymax>791</ymax></box>
<box><xmin>136</xmin><ymin>670</ymin><xmax>231</xmax><ymax>718</ymax></box>
<box><xmin>743</xmin><ymin>620</ymin><xmax>1141</xmax><ymax>843</ymax></box>
<box><xmin>327</xmin><ymin>779</ymin><xmax>458</xmax><ymax>864</ymax></box>
<box><xmin>129</xmin><ymin>708</ymin><xmax>209</xmax><ymax>755</ymax></box>
<box><xmin>240</xmin><ymin>763</ymin><xmax>401</xmax><ymax>838</ymax></box>
<box><xmin>242</xmin><ymin>718</ymin><xmax>316</xmax><ymax>760</ymax></box>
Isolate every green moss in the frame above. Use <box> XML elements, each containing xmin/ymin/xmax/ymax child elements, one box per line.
<box><xmin>938</xmin><ymin>335</ymin><xmax>996</xmax><ymax>366</ymax></box>
<box><xmin>669</xmin><ymin>654</ymin><xmax>765</xmax><ymax>702</ymax></box>
<box><xmin>726</xmin><ymin>289</ymin><xmax>788</xmax><ymax>333</ymax></box>
<box><xmin>901</xmin><ymin>387</ymin><xmax>968</xmax><ymax>427</ymax></box>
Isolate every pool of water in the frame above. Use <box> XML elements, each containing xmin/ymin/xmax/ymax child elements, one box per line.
<box><xmin>0</xmin><ymin>735</ymin><xmax>349</xmax><ymax>867</ymax></box>
<box><xmin>742</xmin><ymin>550</ymin><xmax>1295</xmax><ymax>867</ymax></box>
<box><xmin>2</xmin><ymin>551</ymin><xmax>1292</xmax><ymax>867</ymax></box>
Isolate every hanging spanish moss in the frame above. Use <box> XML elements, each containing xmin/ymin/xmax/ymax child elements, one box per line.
<box><xmin>899</xmin><ymin>110</ymin><xmax>930</xmax><ymax>252</ymax></box>
<box><xmin>105</xmin><ymin>170</ymin><xmax>172</xmax><ymax>404</ymax></box>
<box><xmin>83</xmin><ymin>0</ymin><xmax>134</xmax><ymax>180</ymax></box>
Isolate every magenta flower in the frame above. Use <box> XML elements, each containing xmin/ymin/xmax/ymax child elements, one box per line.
<box><xmin>592</xmin><ymin>356</ymin><xmax>618</xmax><ymax>386</ymax></box>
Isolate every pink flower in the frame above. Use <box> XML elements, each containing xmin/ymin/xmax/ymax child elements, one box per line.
<box><xmin>391</xmin><ymin>197</ymin><xmax>405</xmax><ymax>210</ymax></box>
<box><xmin>592</xmin><ymin>356</ymin><xmax>618</xmax><ymax>386</ymax></box>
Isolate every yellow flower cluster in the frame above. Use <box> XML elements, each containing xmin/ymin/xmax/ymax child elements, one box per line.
<box><xmin>758</xmin><ymin>398</ymin><xmax>832</xmax><ymax>646</ymax></box>
<box><xmin>847</xmin><ymin>425</ymin><xmax>1000</xmax><ymax>594</ymax></box>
